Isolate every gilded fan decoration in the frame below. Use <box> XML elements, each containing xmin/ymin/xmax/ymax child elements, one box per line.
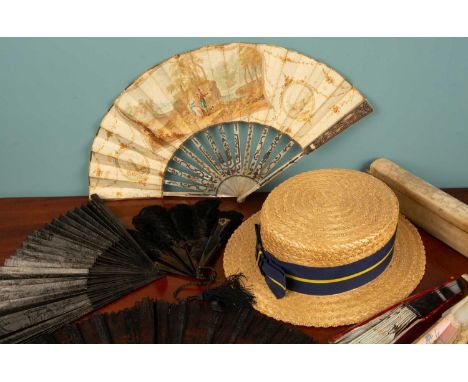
<box><xmin>89</xmin><ymin>43</ymin><xmax>372</xmax><ymax>201</ymax></box>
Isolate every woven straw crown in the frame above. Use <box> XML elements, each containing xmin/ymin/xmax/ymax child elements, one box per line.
<box><xmin>223</xmin><ymin>168</ymin><xmax>426</xmax><ymax>327</ymax></box>
<box><xmin>260</xmin><ymin>169</ymin><xmax>400</xmax><ymax>267</ymax></box>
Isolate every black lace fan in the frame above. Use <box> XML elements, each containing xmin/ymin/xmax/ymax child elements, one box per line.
<box><xmin>0</xmin><ymin>194</ymin><xmax>162</xmax><ymax>344</ymax></box>
<box><xmin>129</xmin><ymin>199</ymin><xmax>243</xmax><ymax>280</ymax></box>
<box><xmin>0</xmin><ymin>195</ymin><xmax>243</xmax><ymax>343</ymax></box>
<box><xmin>31</xmin><ymin>277</ymin><xmax>315</xmax><ymax>344</ymax></box>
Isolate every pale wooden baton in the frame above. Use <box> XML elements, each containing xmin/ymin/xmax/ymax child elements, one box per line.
<box><xmin>369</xmin><ymin>158</ymin><xmax>468</xmax><ymax>257</ymax></box>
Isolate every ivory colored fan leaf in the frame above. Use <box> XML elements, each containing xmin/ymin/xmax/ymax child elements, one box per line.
<box><xmin>89</xmin><ymin>43</ymin><xmax>372</xmax><ymax>201</ymax></box>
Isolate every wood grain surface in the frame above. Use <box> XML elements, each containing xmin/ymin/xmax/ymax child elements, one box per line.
<box><xmin>1</xmin><ymin>190</ymin><xmax>468</xmax><ymax>343</ymax></box>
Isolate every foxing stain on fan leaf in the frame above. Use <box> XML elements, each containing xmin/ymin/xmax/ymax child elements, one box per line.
<box><xmin>89</xmin><ymin>43</ymin><xmax>372</xmax><ymax>201</ymax></box>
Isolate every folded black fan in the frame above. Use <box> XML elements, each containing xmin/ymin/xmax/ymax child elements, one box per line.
<box><xmin>0</xmin><ymin>196</ymin><xmax>243</xmax><ymax>343</ymax></box>
<box><xmin>31</xmin><ymin>277</ymin><xmax>314</xmax><ymax>344</ymax></box>
<box><xmin>0</xmin><ymin>195</ymin><xmax>163</xmax><ymax>344</ymax></box>
<box><xmin>130</xmin><ymin>199</ymin><xmax>243</xmax><ymax>280</ymax></box>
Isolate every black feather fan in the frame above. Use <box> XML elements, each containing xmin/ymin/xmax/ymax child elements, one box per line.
<box><xmin>130</xmin><ymin>199</ymin><xmax>244</xmax><ymax>279</ymax></box>
<box><xmin>0</xmin><ymin>196</ymin><xmax>243</xmax><ymax>343</ymax></box>
<box><xmin>31</xmin><ymin>276</ymin><xmax>315</xmax><ymax>344</ymax></box>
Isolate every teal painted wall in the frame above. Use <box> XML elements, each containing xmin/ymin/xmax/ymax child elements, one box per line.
<box><xmin>1</xmin><ymin>38</ymin><xmax>467</xmax><ymax>197</ymax></box>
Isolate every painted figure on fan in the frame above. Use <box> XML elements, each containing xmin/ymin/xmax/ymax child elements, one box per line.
<box><xmin>196</xmin><ymin>88</ymin><xmax>208</xmax><ymax>111</ymax></box>
<box><xmin>189</xmin><ymin>101</ymin><xmax>204</xmax><ymax>117</ymax></box>
<box><xmin>189</xmin><ymin>88</ymin><xmax>209</xmax><ymax>117</ymax></box>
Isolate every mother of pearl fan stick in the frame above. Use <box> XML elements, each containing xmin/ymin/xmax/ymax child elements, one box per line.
<box><xmin>89</xmin><ymin>43</ymin><xmax>373</xmax><ymax>202</ymax></box>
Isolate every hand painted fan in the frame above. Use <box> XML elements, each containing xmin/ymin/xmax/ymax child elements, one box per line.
<box><xmin>0</xmin><ymin>196</ymin><xmax>242</xmax><ymax>343</ymax></box>
<box><xmin>31</xmin><ymin>277</ymin><xmax>315</xmax><ymax>344</ymax></box>
<box><xmin>89</xmin><ymin>43</ymin><xmax>372</xmax><ymax>202</ymax></box>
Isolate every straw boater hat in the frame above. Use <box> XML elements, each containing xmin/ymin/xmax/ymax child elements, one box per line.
<box><xmin>223</xmin><ymin>169</ymin><xmax>426</xmax><ymax>327</ymax></box>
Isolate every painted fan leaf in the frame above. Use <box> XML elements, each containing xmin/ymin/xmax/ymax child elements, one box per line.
<box><xmin>89</xmin><ymin>43</ymin><xmax>372</xmax><ymax>201</ymax></box>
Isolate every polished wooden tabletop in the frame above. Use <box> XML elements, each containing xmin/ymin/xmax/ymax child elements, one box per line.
<box><xmin>1</xmin><ymin>189</ymin><xmax>468</xmax><ymax>343</ymax></box>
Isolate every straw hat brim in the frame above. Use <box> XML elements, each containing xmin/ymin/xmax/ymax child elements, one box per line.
<box><xmin>223</xmin><ymin>212</ymin><xmax>426</xmax><ymax>327</ymax></box>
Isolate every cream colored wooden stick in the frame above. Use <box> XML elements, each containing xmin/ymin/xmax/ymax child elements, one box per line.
<box><xmin>369</xmin><ymin>158</ymin><xmax>468</xmax><ymax>257</ymax></box>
